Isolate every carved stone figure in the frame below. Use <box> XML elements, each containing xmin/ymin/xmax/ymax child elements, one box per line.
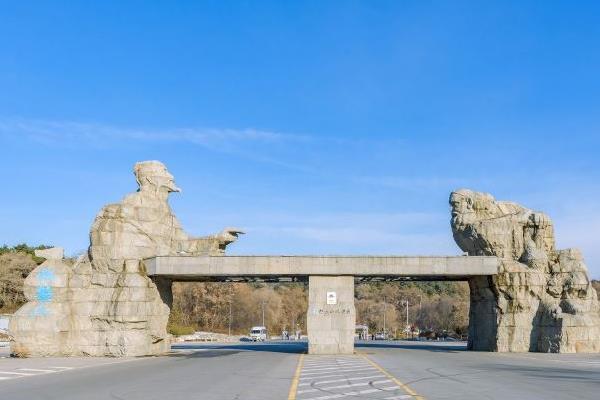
<box><xmin>10</xmin><ymin>161</ymin><xmax>242</xmax><ymax>356</ymax></box>
<box><xmin>451</xmin><ymin>189</ymin><xmax>600</xmax><ymax>352</ymax></box>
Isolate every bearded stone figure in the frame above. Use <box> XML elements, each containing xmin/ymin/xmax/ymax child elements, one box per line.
<box><xmin>450</xmin><ymin>189</ymin><xmax>600</xmax><ymax>353</ymax></box>
<box><xmin>10</xmin><ymin>161</ymin><xmax>242</xmax><ymax>357</ymax></box>
<box><xmin>90</xmin><ymin>161</ymin><xmax>242</xmax><ymax>266</ymax></box>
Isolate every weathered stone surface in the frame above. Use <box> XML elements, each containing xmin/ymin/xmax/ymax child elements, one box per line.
<box><xmin>9</xmin><ymin>253</ymin><xmax>75</xmax><ymax>357</ymax></box>
<box><xmin>307</xmin><ymin>275</ymin><xmax>355</xmax><ymax>355</ymax></box>
<box><xmin>34</xmin><ymin>247</ymin><xmax>64</xmax><ymax>260</ymax></box>
<box><xmin>450</xmin><ymin>189</ymin><xmax>600</xmax><ymax>353</ymax></box>
<box><xmin>10</xmin><ymin>161</ymin><xmax>242</xmax><ymax>357</ymax></box>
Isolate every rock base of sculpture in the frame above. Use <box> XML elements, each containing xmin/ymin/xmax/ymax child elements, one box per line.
<box><xmin>453</xmin><ymin>189</ymin><xmax>600</xmax><ymax>353</ymax></box>
<box><xmin>10</xmin><ymin>161</ymin><xmax>240</xmax><ymax>357</ymax></box>
<box><xmin>10</xmin><ymin>248</ymin><xmax>171</xmax><ymax>357</ymax></box>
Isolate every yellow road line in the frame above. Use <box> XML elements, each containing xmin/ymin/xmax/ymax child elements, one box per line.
<box><xmin>288</xmin><ymin>353</ymin><xmax>305</xmax><ymax>400</ymax></box>
<box><xmin>359</xmin><ymin>353</ymin><xmax>424</xmax><ymax>399</ymax></box>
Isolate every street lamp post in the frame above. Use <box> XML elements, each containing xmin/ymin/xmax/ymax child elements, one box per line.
<box><xmin>406</xmin><ymin>300</ymin><xmax>409</xmax><ymax>327</ymax></box>
<box><xmin>383</xmin><ymin>297</ymin><xmax>387</xmax><ymax>337</ymax></box>
<box><xmin>228</xmin><ymin>301</ymin><xmax>232</xmax><ymax>336</ymax></box>
<box><xmin>292</xmin><ymin>315</ymin><xmax>295</xmax><ymax>339</ymax></box>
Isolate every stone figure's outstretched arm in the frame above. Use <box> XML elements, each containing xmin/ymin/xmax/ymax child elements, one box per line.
<box><xmin>183</xmin><ymin>227</ymin><xmax>245</xmax><ymax>256</ymax></box>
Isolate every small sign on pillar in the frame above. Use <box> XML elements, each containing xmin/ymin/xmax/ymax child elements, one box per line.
<box><xmin>326</xmin><ymin>291</ymin><xmax>337</xmax><ymax>305</ymax></box>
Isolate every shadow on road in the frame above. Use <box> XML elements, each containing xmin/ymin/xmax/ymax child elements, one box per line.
<box><xmin>171</xmin><ymin>341</ymin><xmax>307</xmax><ymax>356</ymax></box>
<box><xmin>356</xmin><ymin>340</ymin><xmax>467</xmax><ymax>353</ymax></box>
<box><xmin>171</xmin><ymin>340</ymin><xmax>468</xmax><ymax>356</ymax></box>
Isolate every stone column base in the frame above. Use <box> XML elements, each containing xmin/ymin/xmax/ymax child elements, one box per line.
<box><xmin>307</xmin><ymin>275</ymin><xmax>355</xmax><ymax>355</ymax></box>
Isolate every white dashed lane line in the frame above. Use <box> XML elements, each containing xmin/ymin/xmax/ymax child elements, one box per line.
<box><xmin>0</xmin><ymin>358</ymin><xmax>146</xmax><ymax>383</ymax></box>
<box><xmin>294</xmin><ymin>355</ymin><xmax>420</xmax><ymax>400</ymax></box>
<box><xmin>298</xmin><ymin>387</ymin><xmax>401</xmax><ymax>400</ymax></box>
<box><xmin>0</xmin><ymin>371</ymin><xmax>36</xmax><ymax>376</ymax></box>
<box><xmin>298</xmin><ymin>379</ymin><xmax>393</xmax><ymax>394</ymax></box>
<box><xmin>15</xmin><ymin>368</ymin><xmax>60</xmax><ymax>373</ymax></box>
<box><xmin>0</xmin><ymin>366</ymin><xmax>75</xmax><ymax>381</ymax></box>
<box><xmin>300</xmin><ymin>367</ymin><xmax>379</xmax><ymax>376</ymax></box>
<box><xmin>298</xmin><ymin>375</ymin><xmax>385</xmax><ymax>386</ymax></box>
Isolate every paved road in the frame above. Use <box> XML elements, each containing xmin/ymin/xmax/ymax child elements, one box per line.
<box><xmin>357</xmin><ymin>341</ymin><xmax>600</xmax><ymax>399</ymax></box>
<box><xmin>0</xmin><ymin>341</ymin><xmax>598</xmax><ymax>399</ymax></box>
<box><xmin>0</xmin><ymin>342</ymin><xmax>301</xmax><ymax>399</ymax></box>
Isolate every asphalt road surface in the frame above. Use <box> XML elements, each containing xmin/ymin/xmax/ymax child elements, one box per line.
<box><xmin>0</xmin><ymin>341</ymin><xmax>598</xmax><ymax>399</ymax></box>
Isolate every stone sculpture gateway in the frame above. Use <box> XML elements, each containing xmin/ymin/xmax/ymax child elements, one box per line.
<box><xmin>451</xmin><ymin>189</ymin><xmax>600</xmax><ymax>352</ymax></box>
<box><xmin>9</xmin><ymin>161</ymin><xmax>600</xmax><ymax>356</ymax></box>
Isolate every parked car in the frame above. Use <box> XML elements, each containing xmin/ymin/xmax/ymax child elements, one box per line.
<box><xmin>374</xmin><ymin>332</ymin><xmax>388</xmax><ymax>340</ymax></box>
<box><xmin>249</xmin><ymin>326</ymin><xmax>268</xmax><ymax>341</ymax></box>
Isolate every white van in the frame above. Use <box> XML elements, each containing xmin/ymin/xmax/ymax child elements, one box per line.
<box><xmin>250</xmin><ymin>326</ymin><xmax>268</xmax><ymax>341</ymax></box>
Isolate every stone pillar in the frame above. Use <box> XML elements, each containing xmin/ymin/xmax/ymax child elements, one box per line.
<box><xmin>467</xmin><ymin>276</ymin><xmax>499</xmax><ymax>351</ymax></box>
<box><xmin>307</xmin><ymin>275</ymin><xmax>355</xmax><ymax>355</ymax></box>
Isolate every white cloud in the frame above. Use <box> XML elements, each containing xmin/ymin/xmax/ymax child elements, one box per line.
<box><xmin>0</xmin><ymin>116</ymin><xmax>320</xmax><ymax>172</ymax></box>
<box><xmin>0</xmin><ymin>117</ymin><xmax>307</xmax><ymax>148</ymax></box>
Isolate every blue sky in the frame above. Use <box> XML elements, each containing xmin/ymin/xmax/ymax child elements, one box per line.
<box><xmin>1</xmin><ymin>1</ymin><xmax>599</xmax><ymax>277</ymax></box>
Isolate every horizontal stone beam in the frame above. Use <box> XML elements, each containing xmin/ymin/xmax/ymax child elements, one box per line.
<box><xmin>144</xmin><ymin>255</ymin><xmax>498</xmax><ymax>281</ymax></box>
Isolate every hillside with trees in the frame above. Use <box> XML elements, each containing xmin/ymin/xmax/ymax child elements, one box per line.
<box><xmin>170</xmin><ymin>280</ymin><xmax>470</xmax><ymax>338</ymax></box>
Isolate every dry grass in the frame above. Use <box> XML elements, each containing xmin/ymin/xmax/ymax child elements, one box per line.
<box><xmin>0</xmin><ymin>252</ymin><xmax>38</xmax><ymax>313</ymax></box>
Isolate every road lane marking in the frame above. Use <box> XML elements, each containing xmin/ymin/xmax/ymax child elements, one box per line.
<box><xmin>301</xmin><ymin>365</ymin><xmax>367</xmax><ymax>372</ymax></box>
<box><xmin>0</xmin><ymin>371</ymin><xmax>36</xmax><ymax>376</ymax></box>
<box><xmin>298</xmin><ymin>374</ymin><xmax>384</xmax><ymax>386</ymax></box>
<box><xmin>17</xmin><ymin>368</ymin><xmax>56</xmax><ymax>373</ymax></box>
<box><xmin>299</xmin><ymin>386</ymin><xmax>400</xmax><ymax>400</ymax></box>
<box><xmin>288</xmin><ymin>353</ymin><xmax>305</xmax><ymax>400</ymax></box>
<box><xmin>304</xmin><ymin>360</ymin><xmax>359</xmax><ymax>363</ymax></box>
<box><xmin>320</xmin><ymin>379</ymin><xmax>392</xmax><ymax>391</ymax></box>
<box><xmin>0</xmin><ymin>358</ymin><xmax>147</xmax><ymax>384</ymax></box>
<box><xmin>360</xmin><ymin>353</ymin><xmax>424</xmax><ymax>400</ymax></box>
<box><xmin>302</xmin><ymin>362</ymin><xmax>359</xmax><ymax>366</ymax></box>
<box><xmin>295</xmin><ymin>355</ymin><xmax>423</xmax><ymax>400</ymax></box>
<box><xmin>298</xmin><ymin>379</ymin><xmax>393</xmax><ymax>394</ymax></box>
<box><xmin>303</xmin><ymin>362</ymin><xmax>366</xmax><ymax>366</ymax></box>
<box><xmin>302</xmin><ymin>364</ymin><xmax>364</xmax><ymax>369</ymax></box>
<box><xmin>300</xmin><ymin>367</ymin><xmax>376</xmax><ymax>376</ymax></box>
<box><xmin>300</xmin><ymin>373</ymin><xmax>354</xmax><ymax>381</ymax></box>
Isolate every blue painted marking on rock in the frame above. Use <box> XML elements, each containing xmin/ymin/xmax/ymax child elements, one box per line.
<box><xmin>37</xmin><ymin>268</ymin><xmax>55</xmax><ymax>285</ymax></box>
<box><xmin>37</xmin><ymin>286</ymin><xmax>53</xmax><ymax>302</ymax></box>
<box><xmin>29</xmin><ymin>267</ymin><xmax>56</xmax><ymax>317</ymax></box>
